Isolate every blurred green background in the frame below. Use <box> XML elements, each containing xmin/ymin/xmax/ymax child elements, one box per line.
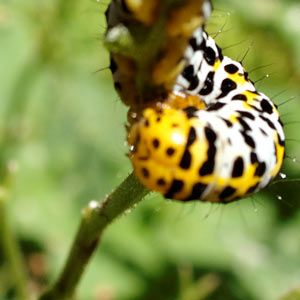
<box><xmin>1</xmin><ymin>0</ymin><xmax>300</xmax><ymax>299</ymax></box>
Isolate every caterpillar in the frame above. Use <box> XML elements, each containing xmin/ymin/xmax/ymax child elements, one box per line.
<box><xmin>105</xmin><ymin>0</ymin><xmax>212</xmax><ymax>111</ymax></box>
<box><xmin>105</xmin><ymin>0</ymin><xmax>285</xmax><ymax>203</ymax></box>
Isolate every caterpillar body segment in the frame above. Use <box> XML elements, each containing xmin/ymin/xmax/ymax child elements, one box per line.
<box><xmin>175</xmin><ymin>30</ymin><xmax>253</xmax><ymax>106</ymax></box>
<box><xmin>105</xmin><ymin>0</ymin><xmax>212</xmax><ymax>112</ymax></box>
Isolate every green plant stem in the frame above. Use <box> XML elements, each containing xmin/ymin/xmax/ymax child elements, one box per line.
<box><xmin>38</xmin><ymin>172</ymin><xmax>149</xmax><ymax>300</ymax></box>
<box><xmin>0</xmin><ymin>183</ymin><xmax>29</xmax><ymax>300</ymax></box>
<box><xmin>0</xmin><ymin>57</ymin><xmax>44</xmax><ymax>300</ymax></box>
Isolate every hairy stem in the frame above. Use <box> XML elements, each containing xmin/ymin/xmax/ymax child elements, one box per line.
<box><xmin>38</xmin><ymin>172</ymin><xmax>149</xmax><ymax>300</ymax></box>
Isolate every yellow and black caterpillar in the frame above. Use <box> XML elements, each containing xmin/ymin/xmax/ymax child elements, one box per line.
<box><xmin>105</xmin><ymin>0</ymin><xmax>285</xmax><ymax>203</ymax></box>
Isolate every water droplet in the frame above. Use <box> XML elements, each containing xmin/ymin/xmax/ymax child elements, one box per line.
<box><xmin>130</xmin><ymin>112</ymin><xmax>137</xmax><ymax>119</ymax></box>
<box><xmin>89</xmin><ymin>200</ymin><xmax>99</xmax><ymax>209</ymax></box>
<box><xmin>279</xmin><ymin>172</ymin><xmax>287</xmax><ymax>179</ymax></box>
